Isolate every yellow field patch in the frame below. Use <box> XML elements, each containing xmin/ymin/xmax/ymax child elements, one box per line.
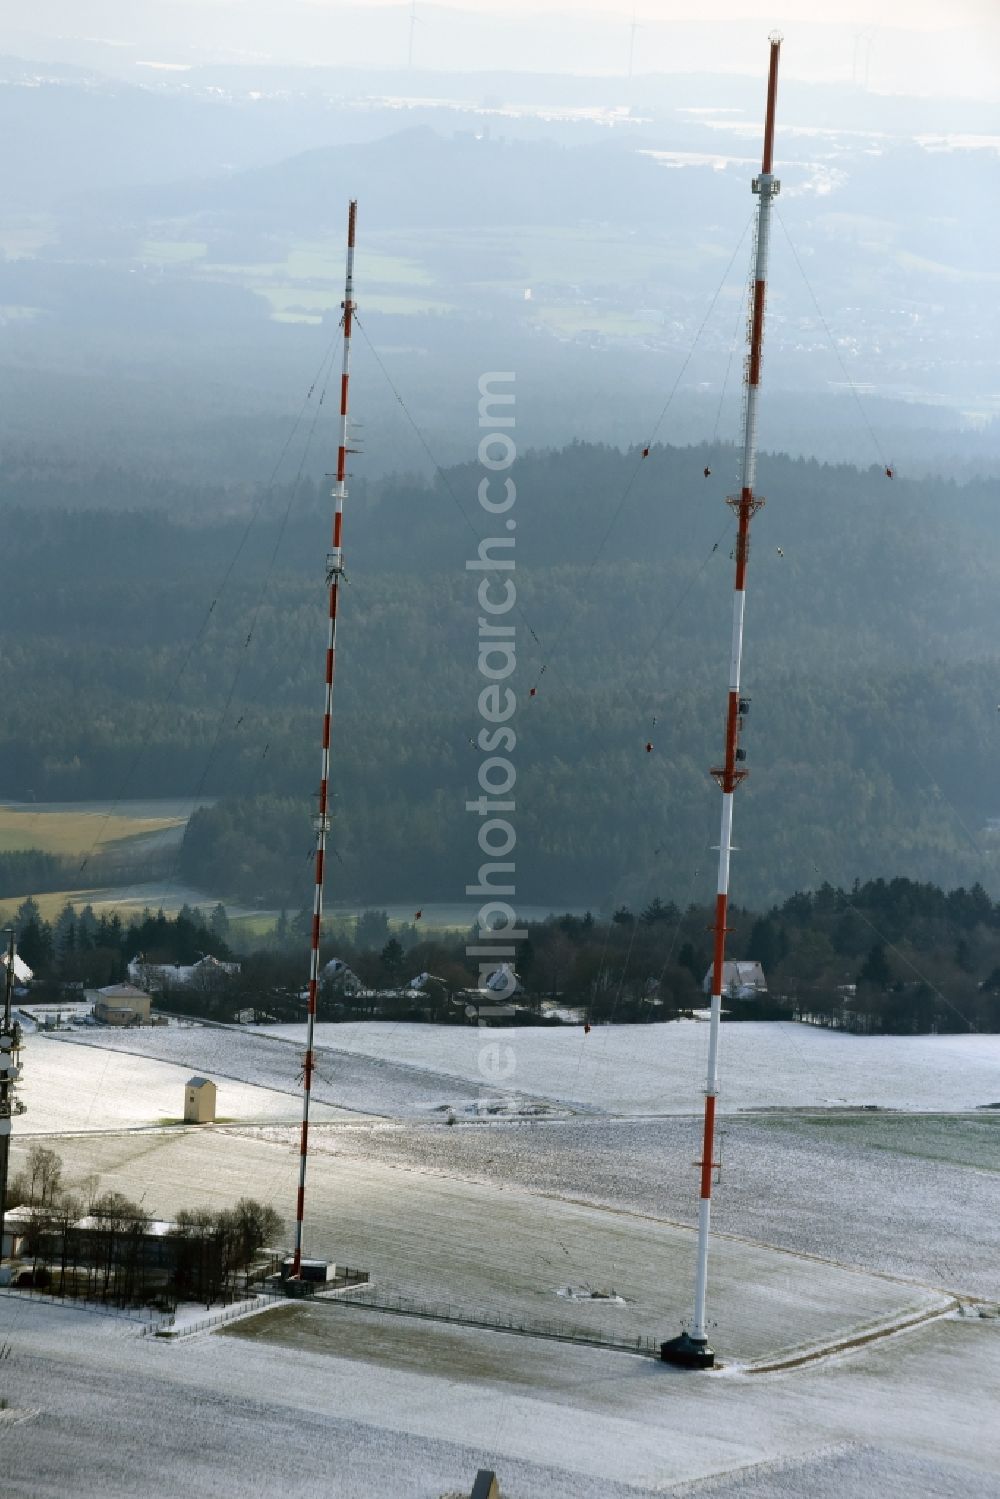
<box><xmin>0</xmin><ymin>804</ymin><xmax>183</xmax><ymax>857</ymax></box>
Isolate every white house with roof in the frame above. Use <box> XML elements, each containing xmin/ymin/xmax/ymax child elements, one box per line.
<box><xmin>2</xmin><ymin>951</ymin><xmax>33</xmax><ymax>984</ymax></box>
<box><xmin>702</xmin><ymin>960</ymin><xmax>767</xmax><ymax>999</ymax></box>
<box><xmin>483</xmin><ymin>963</ymin><xmax>523</xmax><ymax>999</ymax></box>
<box><xmin>320</xmin><ymin>957</ymin><xmax>361</xmax><ymax>993</ymax></box>
<box><xmin>88</xmin><ymin>983</ymin><xmax>152</xmax><ymax>1026</ymax></box>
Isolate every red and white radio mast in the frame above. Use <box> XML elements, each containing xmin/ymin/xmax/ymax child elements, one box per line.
<box><xmin>661</xmin><ymin>38</ymin><xmax>781</xmax><ymax>1371</ymax></box>
<box><xmin>291</xmin><ymin>199</ymin><xmax>357</xmax><ymax>1278</ymax></box>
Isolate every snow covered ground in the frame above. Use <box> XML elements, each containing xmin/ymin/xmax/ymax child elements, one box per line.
<box><xmin>1</xmin><ymin>1296</ymin><xmax>998</xmax><ymax>1498</ymax></box>
<box><xmin>54</xmin><ymin>1023</ymin><xmax>535</xmax><ymax>1118</ymax></box>
<box><xmin>17</xmin><ymin>1032</ymin><xmax>347</xmax><ymax>1133</ymax></box>
<box><xmin>307</xmin><ymin>1111</ymin><xmax>1000</xmax><ymax>1301</ymax></box>
<box><xmin>11</xmin><ymin>1020</ymin><xmax>1000</xmax><ymax>1493</ymax></box>
<box><xmin>252</xmin><ymin>1019</ymin><xmax>1000</xmax><ymax>1114</ymax></box>
<box><xmin>54</xmin><ymin>1018</ymin><xmax>1000</xmax><ymax>1119</ymax></box>
<box><xmin>22</xmin><ymin>1126</ymin><xmax>947</xmax><ymax>1366</ymax></box>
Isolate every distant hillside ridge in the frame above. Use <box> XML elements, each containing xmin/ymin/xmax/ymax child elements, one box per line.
<box><xmin>0</xmin><ymin>440</ymin><xmax>997</xmax><ymax>907</ymax></box>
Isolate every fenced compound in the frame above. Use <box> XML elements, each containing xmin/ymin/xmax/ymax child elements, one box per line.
<box><xmin>0</xmin><ymin>1283</ymin><xmax>165</xmax><ymax>1328</ymax></box>
<box><xmin>0</xmin><ymin>1281</ymin><xmax>276</xmax><ymax>1339</ymax></box>
<box><xmin>3</xmin><ymin>1261</ymin><xmax>657</xmax><ymax>1355</ymax></box>
<box><xmin>154</xmin><ymin>1294</ymin><xmax>274</xmax><ymax>1339</ymax></box>
<box><xmin>313</xmin><ymin>1285</ymin><xmax>660</xmax><ymax>1356</ymax></box>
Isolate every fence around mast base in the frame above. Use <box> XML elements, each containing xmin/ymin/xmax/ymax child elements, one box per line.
<box><xmin>313</xmin><ymin>1285</ymin><xmax>660</xmax><ymax>1357</ymax></box>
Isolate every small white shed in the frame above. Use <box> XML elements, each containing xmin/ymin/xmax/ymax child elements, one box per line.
<box><xmin>184</xmin><ymin>1076</ymin><xmax>217</xmax><ymax>1124</ymax></box>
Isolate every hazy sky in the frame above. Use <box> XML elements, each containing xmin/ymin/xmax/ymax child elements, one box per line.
<box><xmin>340</xmin><ymin>0</ymin><xmax>995</xmax><ymax>20</ymax></box>
<box><xmin>6</xmin><ymin>0</ymin><xmax>998</xmax><ymax>98</ymax></box>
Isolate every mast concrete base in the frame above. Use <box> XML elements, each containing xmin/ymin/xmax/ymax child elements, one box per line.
<box><xmin>659</xmin><ymin>1331</ymin><xmax>716</xmax><ymax>1369</ymax></box>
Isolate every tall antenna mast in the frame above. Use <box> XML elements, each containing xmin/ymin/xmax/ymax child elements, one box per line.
<box><xmin>291</xmin><ymin>199</ymin><xmax>357</xmax><ymax>1278</ymax></box>
<box><xmin>661</xmin><ymin>36</ymin><xmax>781</xmax><ymax>1372</ymax></box>
<box><xmin>1</xmin><ymin>928</ymin><xmax>25</xmax><ymax>1270</ymax></box>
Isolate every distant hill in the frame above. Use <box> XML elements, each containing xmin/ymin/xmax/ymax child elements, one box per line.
<box><xmin>1</xmin><ymin>69</ymin><xmax>997</xmax><ymax>486</ymax></box>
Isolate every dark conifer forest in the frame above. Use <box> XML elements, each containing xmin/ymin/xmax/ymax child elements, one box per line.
<box><xmin>1</xmin><ymin>441</ymin><xmax>998</xmax><ymax>911</ymax></box>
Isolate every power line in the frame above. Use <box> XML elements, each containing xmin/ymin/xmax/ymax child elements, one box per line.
<box><xmin>73</xmin><ymin>333</ymin><xmax>345</xmax><ymax>881</ymax></box>
<box><xmin>351</xmin><ymin>313</ymin><xmax>543</xmax><ymax>656</ymax></box>
<box><xmin>527</xmin><ymin>213</ymin><xmax>755</xmax><ymax>697</ymax></box>
<box><xmin>775</xmin><ymin>208</ymin><xmax>889</xmax><ymax>471</ymax></box>
<box><xmin>180</xmin><ymin>340</ymin><xmax>341</xmax><ymax>818</ymax></box>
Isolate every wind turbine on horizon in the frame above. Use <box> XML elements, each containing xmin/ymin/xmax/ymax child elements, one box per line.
<box><xmin>852</xmin><ymin>29</ymin><xmax>876</xmax><ymax>91</ymax></box>
<box><xmin>407</xmin><ymin>0</ymin><xmax>424</xmax><ymax>69</ymax></box>
<box><xmin>627</xmin><ymin>6</ymin><xmax>641</xmax><ymax>81</ymax></box>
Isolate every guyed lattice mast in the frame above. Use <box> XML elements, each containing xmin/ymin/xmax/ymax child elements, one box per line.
<box><xmin>292</xmin><ymin>199</ymin><xmax>357</xmax><ymax>1277</ymax></box>
<box><xmin>1</xmin><ymin>929</ymin><xmax>25</xmax><ymax>1270</ymax></box>
<box><xmin>661</xmin><ymin>38</ymin><xmax>781</xmax><ymax>1371</ymax></box>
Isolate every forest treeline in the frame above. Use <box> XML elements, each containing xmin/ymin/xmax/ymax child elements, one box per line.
<box><xmin>14</xmin><ymin>877</ymin><xmax>1000</xmax><ymax>1035</ymax></box>
<box><xmin>1</xmin><ymin>442</ymin><xmax>999</xmax><ymax>908</ymax></box>
<box><xmin>6</xmin><ymin>897</ymin><xmax>232</xmax><ymax>988</ymax></box>
<box><xmin>0</xmin><ymin>847</ymin><xmax>172</xmax><ymax>900</ymax></box>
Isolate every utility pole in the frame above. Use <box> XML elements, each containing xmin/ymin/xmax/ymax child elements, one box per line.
<box><xmin>291</xmin><ymin>201</ymin><xmax>357</xmax><ymax>1278</ymax></box>
<box><xmin>1</xmin><ymin>928</ymin><xmax>25</xmax><ymax>1264</ymax></box>
<box><xmin>661</xmin><ymin>35</ymin><xmax>781</xmax><ymax>1372</ymax></box>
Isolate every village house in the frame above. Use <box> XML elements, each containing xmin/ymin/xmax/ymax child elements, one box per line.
<box><xmin>701</xmin><ymin>960</ymin><xmax>768</xmax><ymax>999</ymax></box>
<box><xmin>88</xmin><ymin>983</ymin><xmax>152</xmax><ymax>1026</ymax></box>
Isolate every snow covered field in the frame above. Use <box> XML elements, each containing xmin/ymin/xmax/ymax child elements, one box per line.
<box><xmin>17</xmin><ymin>1033</ymin><xmax>347</xmax><ymax>1133</ymax></box>
<box><xmin>1</xmin><ymin>1296</ymin><xmax>998</xmax><ymax>1499</ymax></box>
<box><xmin>252</xmin><ymin>1019</ymin><xmax>1000</xmax><ymax>1114</ymax></box>
<box><xmin>9</xmin><ymin>1020</ymin><xmax>1000</xmax><ymax>1494</ymax></box>
<box><xmin>313</xmin><ymin>1111</ymin><xmax>1000</xmax><ymax>1300</ymax></box>
<box><xmin>54</xmin><ymin>1023</ymin><xmax>536</xmax><ymax>1118</ymax></box>
<box><xmin>55</xmin><ymin>1017</ymin><xmax>1000</xmax><ymax>1119</ymax></box>
<box><xmin>22</xmin><ymin>1126</ymin><xmax>947</xmax><ymax>1365</ymax></box>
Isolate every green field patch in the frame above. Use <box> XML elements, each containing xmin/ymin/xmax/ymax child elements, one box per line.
<box><xmin>0</xmin><ymin>216</ymin><xmax>56</xmax><ymax>258</ymax></box>
<box><xmin>353</xmin><ymin>248</ymin><xmax>434</xmax><ymax>287</ymax></box>
<box><xmin>362</xmin><ymin>292</ymin><xmax>455</xmax><ymax>315</ymax></box>
<box><xmin>519</xmin><ymin>230</ymin><xmax>667</xmax><ymax>284</ymax></box>
<box><xmin>896</xmin><ymin>250</ymin><xmax>1000</xmax><ymax>284</ymax></box>
<box><xmin>271</xmin><ymin>310</ymin><xmax>323</xmax><ymax>325</ymax></box>
<box><xmin>229</xmin><ymin>913</ymin><xmax>279</xmax><ymax>940</ymax></box>
<box><xmin>0</xmin><ymin>889</ymin><xmax>111</xmax><ymax>923</ymax></box>
<box><xmin>0</xmin><ymin>888</ymin><xmax>178</xmax><ymax>924</ymax></box>
<box><xmin>285</xmin><ymin>243</ymin><xmax>435</xmax><ymax>285</ymax></box>
<box><xmin>760</xmin><ymin>1111</ymin><xmax>1000</xmax><ymax>1172</ymax></box>
<box><xmin>140</xmin><ymin>239</ymin><xmax>207</xmax><ymax>264</ymax></box>
<box><xmin>534</xmin><ymin>304</ymin><xmax>662</xmax><ymax>337</ymax></box>
<box><xmin>384</xmin><ymin>225</ymin><xmax>717</xmax><ymax>291</ymax></box>
<box><xmin>199</xmin><ymin>259</ymin><xmax>289</xmax><ymax>281</ymax></box>
<box><xmin>252</xmin><ymin>284</ymin><xmax>340</xmax><ymax>316</ymax></box>
<box><xmin>190</xmin><ymin>235</ymin><xmax>456</xmax><ymax>313</ymax></box>
<box><xmin>252</xmin><ymin>282</ymin><xmax>451</xmax><ymax>318</ymax></box>
<box><xmin>229</xmin><ymin>906</ymin><xmax>466</xmax><ymax>943</ymax></box>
